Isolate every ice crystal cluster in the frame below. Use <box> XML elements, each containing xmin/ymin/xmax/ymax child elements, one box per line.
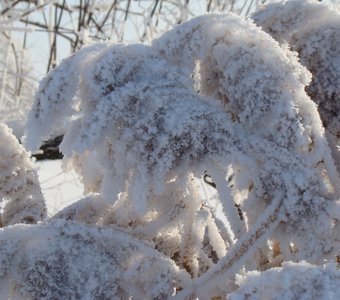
<box><xmin>0</xmin><ymin>3</ymin><xmax>340</xmax><ymax>300</ymax></box>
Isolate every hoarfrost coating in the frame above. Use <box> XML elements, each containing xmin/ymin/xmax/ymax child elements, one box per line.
<box><xmin>230</xmin><ymin>261</ymin><xmax>340</xmax><ymax>300</ymax></box>
<box><xmin>253</xmin><ymin>0</ymin><xmax>340</xmax><ymax>173</ymax></box>
<box><xmin>0</xmin><ymin>219</ymin><xmax>191</xmax><ymax>299</ymax></box>
<box><xmin>0</xmin><ymin>11</ymin><xmax>339</xmax><ymax>300</ymax></box>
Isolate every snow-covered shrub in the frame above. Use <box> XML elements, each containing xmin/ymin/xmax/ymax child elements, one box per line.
<box><xmin>0</xmin><ymin>123</ymin><xmax>46</xmax><ymax>227</ymax></box>
<box><xmin>253</xmin><ymin>0</ymin><xmax>340</xmax><ymax>171</ymax></box>
<box><xmin>229</xmin><ymin>261</ymin><xmax>340</xmax><ymax>300</ymax></box>
<box><xmin>152</xmin><ymin>11</ymin><xmax>340</xmax><ymax>270</ymax></box>
<box><xmin>152</xmin><ymin>13</ymin><xmax>336</xmax><ymax>174</ymax></box>
<box><xmin>0</xmin><ymin>12</ymin><xmax>339</xmax><ymax>299</ymax></box>
<box><xmin>0</xmin><ymin>219</ymin><xmax>190</xmax><ymax>299</ymax></box>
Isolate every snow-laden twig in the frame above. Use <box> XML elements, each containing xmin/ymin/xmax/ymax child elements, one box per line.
<box><xmin>195</xmin><ymin>193</ymin><xmax>284</xmax><ymax>299</ymax></box>
<box><xmin>207</xmin><ymin>162</ymin><xmax>246</xmax><ymax>241</ymax></box>
<box><xmin>153</xmin><ymin>13</ymin><xmax>340</xmax><ymax>194</ymax></box>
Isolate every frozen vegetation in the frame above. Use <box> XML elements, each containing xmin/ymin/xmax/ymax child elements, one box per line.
<box><xmin>230</xmin><ymin>261</ymin><xmax>340</xmax><ymax>300</ymax></box>
<box><xmin>0</xmin><ymin>123</ymin><xmax>46</xmax><ymax>227</ymax></box>
<box><xmin>0</xmin><ymin>1</ymin><xmax>340</xmax><ymax>299</ymax></box>
<box><xmin>253</xmin><ymin>0</ymin><xmax>340</xmax><ymax>173</ymax></box>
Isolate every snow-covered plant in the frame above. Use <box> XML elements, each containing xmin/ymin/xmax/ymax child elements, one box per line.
<box><xmin>229</xmin><ymin>261</ymin><xmax>340</xmax><ymax>300</ymax></box>
<box><xmin>0</xmin><ymin>12</ymin><xmax>339</xmax><ymax>299</ymax></box>
<box><xmin>252</xmin><ymin>0</ymin><xmax>340</xmax><ymax>171</ymax></box>
<box><xmin>0</xmin><ymin>123</ymin><xmax>46</xmax><ymax>227</ymax></box>
<box><xmin>0</xmin><ymin>219</ymin><xmax>190</xmax><ymax>299</ymax></box>
<box><xmin>0</xmin><ymin>34</ymin><xmax>35</xmax><ymax>129</ymax></box>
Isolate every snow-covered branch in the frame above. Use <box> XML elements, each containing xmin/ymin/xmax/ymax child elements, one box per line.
<box><xmin>253</xmin><ymin>0</ymin><xmax>340</xmax><ymax>174</ymax></box>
